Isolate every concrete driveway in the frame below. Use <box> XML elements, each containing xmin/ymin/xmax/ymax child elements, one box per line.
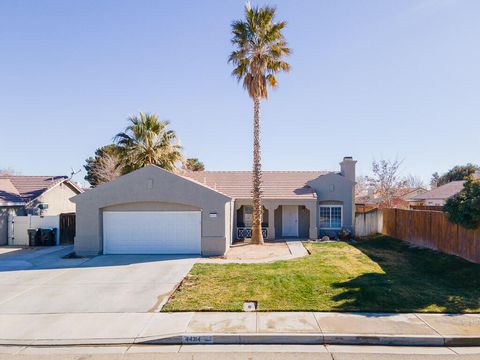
<box><xmin>0</xmin><ymin>246</ymin><xmax>197</xmax><ymax>314</ymax></box>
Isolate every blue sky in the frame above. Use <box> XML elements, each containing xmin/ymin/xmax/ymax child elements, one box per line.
<box><xmin>1</xmin><ymin>0</ymin><xmax>479</xmax><ymax>187</ymax></box>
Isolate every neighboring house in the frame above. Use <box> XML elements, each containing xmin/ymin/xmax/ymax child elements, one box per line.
<box><xmin>408</xmin><ymin>171</ymin><xmax>480</xmax><ymax>208</ymax></box>
<box><xmin>72</xmin><ymin>157</ymin><xmax>356</xmax><ymax>256</ymax></box>
<box><xmin>356</xmin><ymin>187</ymin><xmax>427</xmax><ymax>211</ymax></box>
<box><xmin>409</xmin><ymin>181</ymin><xmax>466</xmax><ymax>207</ymax></box>
<box><xmin>0</xmin><ymin>175</ymin><xmax>83</xmax><ymax>245</ymax></box>
<box><xmin>396</xmin><ymin>187</ymin><xmax>428</xmax><ymax>208</ymax></box>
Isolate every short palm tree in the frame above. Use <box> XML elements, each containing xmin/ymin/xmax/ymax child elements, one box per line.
<box><xmin>229</xmin><ymin>3</ymin><xmax>291</xmax><ymax>244</ymax></box>
<box><xmin>184</xmin><ymin>158</ymin><xmax>205</xmax><ymax>172</ymax></box>
<box><xmin>114</xmin><ymin>112</ymin><xmax>184</xmax><ymax>173</ymax></box>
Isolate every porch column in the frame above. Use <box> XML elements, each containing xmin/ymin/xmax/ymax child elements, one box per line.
<box><xmin>266</xmin><ymin>205</ymin><xmax>276</xmax><ymax>240</ymax></box>
<box><xmin>306</xmin><ymin>203</ymin><xmax>318</xmax><ymax>240</ymax></box>
<box><xmin>233</xmin><ymin>202</ymin><xmax>243</xmax><ymax>241</ymax></box>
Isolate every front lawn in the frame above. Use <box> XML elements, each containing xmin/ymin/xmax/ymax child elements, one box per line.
<box><xmin>163</xmin><ymin>235</ymin><xmax>480</xmax><ymax>312</ymax></box>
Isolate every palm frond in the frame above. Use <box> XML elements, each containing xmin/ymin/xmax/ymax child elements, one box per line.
<box><xmin>114</xmin><ymin>112</ymin><xmax>184</xmax><ymax>172</ymax></box>
<box><xmin>229</xmin><ymin>4</ymin><xmax>291</xmax><ymax>100</ymax></box>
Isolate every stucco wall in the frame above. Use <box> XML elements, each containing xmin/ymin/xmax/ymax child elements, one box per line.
<box><xmin>29</xmin><ymin>182</ymin><xmax>78</xmax><ymax>215</ymax></box>
<box><xmin>308</xmin><ymin>173</ymin><xmax>355</xmax><ymax>235</ymax></box>
<box><xmin>103</xmin><ymin>202</ymin><xmax>199</xmax><ymax>212</ymax></box>
<box><xmin>274</xmin><ymin>206</ymin><xmax>282</xmax><ymax>238</ymax></box>
<box><xmin>298</xmin><ymin>205</ymin><xmax>310</xmax><ymax>238</ymax></box>
<box><xmin>72</xmin><ymin>166</ymin><xmax>232</xmax><ymax>256</ymax></box>
<box><xmin>0</xmin><ymin>208</ymin><xmax>10</xmax><ymax>245</ymax></box>
<box><xmin>425</xmin><ymin>199</ymin><xmax>445</xmax><ymax>206</ymax></box>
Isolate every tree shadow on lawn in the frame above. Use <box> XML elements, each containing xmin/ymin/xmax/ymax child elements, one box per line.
<box><xmin>331</xmin><ymin>236</ymin><xmax>480</xmax><ymax>313</ymax></box>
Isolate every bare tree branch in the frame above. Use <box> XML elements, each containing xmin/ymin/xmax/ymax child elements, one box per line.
<box><xmin>366</xmin><ymin>159</ymin><xmax>407</xmax><ymax>207</ymax></box>
<box><xmin>90</xmin><ymin>152</ymin><xmax>121</xmax><ymax>185</ymax></box>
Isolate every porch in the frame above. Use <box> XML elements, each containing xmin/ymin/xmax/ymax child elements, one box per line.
<box><xmin>234</xmin><ymin>199</ymin><xmax>317</xmax><ymax>242</ymax></box>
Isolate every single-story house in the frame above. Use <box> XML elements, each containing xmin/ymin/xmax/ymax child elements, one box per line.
<box><xmin>356</xmin><ymin>187</ymin><xmax>427</xmax><ymax>212</ymax></box>
<box><xmin>72</xmin><ymin>157</ymin><xmax>356</xmax><ymax>256</ymax></box>
<box><xmin>409</xmin><ymin>181</ymin><xmax>466</xmax><ymax>207</ymax></box>
<box><xmin>0</xmin><ymin>175</ymin><xmax>83</xmax><ymax>245</ymax></box>
<box><xmin>413</xmin><ymin>171</ymin><xmax>480</xmax><ymax>207</ymax></box>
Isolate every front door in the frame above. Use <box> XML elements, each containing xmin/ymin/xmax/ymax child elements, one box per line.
<box><xmin>282</xmin><ymin>205</ymin><xmax>298</xmax><ymax>237</ymax></box>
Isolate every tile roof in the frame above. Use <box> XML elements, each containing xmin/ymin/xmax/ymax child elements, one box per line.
<box><xmin>0</xmin><ymin>175</ymin><xmax>68</xmax><ymax>206</ymax></box>
<box><xmin>182</xmin><ymin>171</ymin><xmax>329</xmax><ymax>199</ymax></box>
<box><xmin>412</xmin><ymin>181</ymin><xmax>465</xmax><ymax>201</ymax></box>
<box><xmin>0</xmin><ymin>179</ymin><xmax>24</xmax><ymax>205</ymax></box>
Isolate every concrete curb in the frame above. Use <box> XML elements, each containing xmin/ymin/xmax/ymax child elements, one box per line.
<box><xmin>0</xmin><ymin>333</ymin><xmax>479</xmax><ymax>347</ymax></box>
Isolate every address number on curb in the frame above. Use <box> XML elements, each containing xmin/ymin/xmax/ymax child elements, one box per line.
<box><xmin>182</xmin><ymin>335</ymin><xmax>214</xmax><ymax>344</ymax></box>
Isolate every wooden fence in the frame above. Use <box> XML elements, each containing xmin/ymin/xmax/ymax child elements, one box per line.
<box><xmin>382</xmin><ymin>208</ymin><xmax>480</xmax><ymax>264</ymax></box>
<box><xmin>59</xmin><ymin>213</ymin><xmax>76</xmax><ymax>245</ymax></box>
<box><xmin>410</xmin><ymin>205</ymin><xmax>444</xmax><ymax>212</ymax></box>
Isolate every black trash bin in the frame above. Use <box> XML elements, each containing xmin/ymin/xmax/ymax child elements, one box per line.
<box><xmin>27</xmin><ymin>229</ymin><xmax>38</xmax><ymax>247</ymax></box>
<box><xmin>38</xmin><ymin>228</ymin><xmax>56</xmax><ymax>246</ymax></box>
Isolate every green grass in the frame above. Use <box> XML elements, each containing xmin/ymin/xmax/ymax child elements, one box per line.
<box><xmin>163</xmin><ymin>235</ymin><xmax>480</xmax><ymax>313</ymax></box>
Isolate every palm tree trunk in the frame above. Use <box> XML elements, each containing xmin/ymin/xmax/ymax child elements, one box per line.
<box><xmin>251</xmin><ymin>97</ymin><xmax>264</xmax><ymax>245</ymax></box>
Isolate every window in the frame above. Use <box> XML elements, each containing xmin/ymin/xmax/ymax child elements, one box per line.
<box><xmin>319</xmin><ymin>205</ymin><xmax>343</xmax><ymax>229</ymax></box>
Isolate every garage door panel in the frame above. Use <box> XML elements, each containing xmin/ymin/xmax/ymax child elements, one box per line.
<box><xmin>103</xmin><ymin>211</ymin><xmax>201</xmax><ymax>254</ymax></box>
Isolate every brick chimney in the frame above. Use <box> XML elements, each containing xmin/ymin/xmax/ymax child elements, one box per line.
<box><xmin>340</xmin><ymin>156</ymin><xmax>357</xmax><ymax>182</ymax></box>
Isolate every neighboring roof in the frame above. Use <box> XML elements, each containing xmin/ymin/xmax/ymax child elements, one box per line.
<box><xmin>356</xmin><ymin>187</ymin><xmax>428</xmax><ymax>205</ymax></box>
<box><xmin>411</xmin><ymin>181</ymin><xmax>465</xmax><ymax>201</ymax></box>
<box><xmin>0</xmin><ymin>179</ymin><xmax>24</xmax><ymax>205</ymax></box>
<box><xmin>183</xmin><ymin>171</ymin><xmax>329</xmax><ymax>199</ymax></box>
<box><xmin>0</xmin><ymin>175</ymin><xmax>80</xmax><ymax>206</ymax></box>
<box><xmin>398</xmin><ymin>187</ymin><xmax>428</xmax><ymax>200</ymax></box>
<box><xmin>355</xmin><ymin>195</ymin><xmax>376</xmax><ymax>205</ymax></box>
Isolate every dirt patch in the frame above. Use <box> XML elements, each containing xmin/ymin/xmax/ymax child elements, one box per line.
<box><xmin>224</xmin><ymin>243</ymin><xmax>290</xmax><ymax>260</ymax></box>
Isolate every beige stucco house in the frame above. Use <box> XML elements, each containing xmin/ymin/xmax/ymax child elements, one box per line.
<box><xmin>0</xmin><ymin>175</ymin><xmax>82</xmax><ymax>245</ymax></box>
<box><xmin>72</xmin><ymin>157</ymin><xmax>356</xmax><ymax>256</ymax></box>
<box><xmin>409</xmin><ymin>171</ymin><xmax>479</xmax><ymax>207</ymax></box>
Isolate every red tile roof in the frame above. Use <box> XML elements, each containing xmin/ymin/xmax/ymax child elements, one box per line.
<box><xmin>183</xmin><ymin>171</ymin><xmax>329</xmax><ymax>199</ymax></box>
<box><xmin>0</xmin><ymin>175</ymin><xmax>69</xmax><ymax>206</ymax></box>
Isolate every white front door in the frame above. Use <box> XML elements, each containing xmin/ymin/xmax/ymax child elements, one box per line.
<box><xmin>282</xmin><ymin>205</ymin><xmax>298</xmax><ymax>237</ymax></box>
<box><xmin>103</xmin><ymin>211</ymin><xmax>201</xmax><ymax>255</ymax></box>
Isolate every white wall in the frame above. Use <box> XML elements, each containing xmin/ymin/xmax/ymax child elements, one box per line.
<box><xmin>7</xmin><ymin>215</ymin><xmax>60</xmax><ymax>246</ymax></box>
<box><xmin>425</xmin><ymin>199</ymin><xmax>445</xmax><ymax>206</ymax></box>
<box><xmin>355</xmin><ymin>209</ymin><xmax>383</xmax><ymax>237</ymax></box>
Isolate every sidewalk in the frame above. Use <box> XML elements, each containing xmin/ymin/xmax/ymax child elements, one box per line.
<box><xmin>0</xmin><ymin>312</ymin><xmax>479</xmax><ymax>347</ymax></box>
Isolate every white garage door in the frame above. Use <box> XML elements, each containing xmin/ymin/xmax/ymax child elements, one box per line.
<box><xmin>103</xmin><ymin>211</ymin><xmax>201</xmax><ymax>254</ymax></box>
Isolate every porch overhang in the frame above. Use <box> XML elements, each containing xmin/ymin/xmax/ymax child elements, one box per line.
<box><xmin>233</xmin><ymin>198</ymin><xmax>318</xmax><ymax>241</ymax></box>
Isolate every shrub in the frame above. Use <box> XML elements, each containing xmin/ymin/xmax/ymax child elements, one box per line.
<box><xmin>339</xmin><ymin>227</ymin><xmax>352</xmax><ymax>241</ymax></box>
<box><xmin>444</xmin><ymin>176</ymin><xmax>480</xmax><ymax>229</ymax></box>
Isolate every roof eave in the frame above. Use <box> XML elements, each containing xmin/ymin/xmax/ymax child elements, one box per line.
<box><xmin>232</xmin><ymin>196</ymin><xmax>317</xmax><ymax>201</ymax></box>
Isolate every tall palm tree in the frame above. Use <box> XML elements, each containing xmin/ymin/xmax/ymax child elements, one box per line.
<box><xmin>229</xmin><ymin>3</ymin><xmax>291</xmax><ymax>244</ymax></box>
<box><xmin>114</xmin><ymin>112</ymin><xmax>184</xmax><ymax>173</ymax></box>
